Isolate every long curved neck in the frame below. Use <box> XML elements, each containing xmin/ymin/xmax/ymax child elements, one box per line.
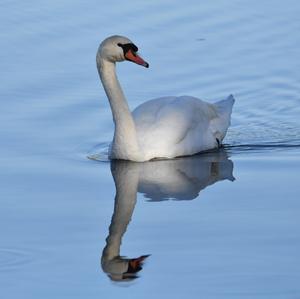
<box><xmin>97</xmin><ymin>58</ymin><xmax>142</xmax><ymax>161</ymax></box>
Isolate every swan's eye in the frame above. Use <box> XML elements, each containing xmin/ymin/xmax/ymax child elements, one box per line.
<box><xmin>117</xmin><ymin>43</ymin><xmax>139</xmax><ymax>55</ymax></box>
<box><xmin>131</xmin><ymin>44</ymin><xmax>138</xmax><ymax>52</ymax></box>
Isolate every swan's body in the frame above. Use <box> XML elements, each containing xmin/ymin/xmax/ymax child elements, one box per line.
<box><xmin>133</xmin><ymin>95</ymin><xmax>234</xmax><ymax>161</ymax></box>
<box><xmin>97</xmin><ymin>35</ymin><xmax>235</xmax><ymax>162</ymax></box>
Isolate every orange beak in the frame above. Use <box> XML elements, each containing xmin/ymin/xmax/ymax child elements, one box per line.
<box><xmin>125</xmin><ymin>49</ymin><xmax>149</xmax><ymax>68</ymax></box>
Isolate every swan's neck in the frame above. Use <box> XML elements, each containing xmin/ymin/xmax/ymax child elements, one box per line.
<box><xmin>97</xmin><ymin>58</ymin><xmax>143</xmax><ymax>161</ymax></box>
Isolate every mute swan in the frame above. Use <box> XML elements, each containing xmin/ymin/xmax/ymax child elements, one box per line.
<box><xmin>96</xmin><ymin>35</ymin><xmax>235</xmax><ymax>162</ymax></box>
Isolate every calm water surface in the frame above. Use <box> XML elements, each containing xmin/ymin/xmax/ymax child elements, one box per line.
<box><xmin>1</xmin><ymin>0</ymin><xmax>300</xmax><ymax>298</ymax></box>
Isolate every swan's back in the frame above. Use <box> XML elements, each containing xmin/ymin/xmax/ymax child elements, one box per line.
<box><xmin>133</xmin><ymin>95</ymin><xmax>234</xmax><ymax>160</ymax></box>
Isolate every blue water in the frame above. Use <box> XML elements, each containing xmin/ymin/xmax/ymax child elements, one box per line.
<box><xmin>1</xmin><ymin>0</ymin><xmax>300</xmax><ymax>298</ymax></box>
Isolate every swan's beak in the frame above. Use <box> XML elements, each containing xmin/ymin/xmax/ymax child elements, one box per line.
<box><xmin>125</xmin><ymin>49</ymin><xmax>149</xmax><ymax>68</ymax></box>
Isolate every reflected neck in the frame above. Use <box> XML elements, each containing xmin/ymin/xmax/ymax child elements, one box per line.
<box><xmin>102</xmin><ymin>162</ymin><xmax>139</xmax><ymax>260</ymax></box>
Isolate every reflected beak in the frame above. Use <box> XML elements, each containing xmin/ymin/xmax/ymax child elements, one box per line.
<box><xmin>125</xmin><ymin>49</ymin><xmax>149</xmax><ymax>68</ymax></box>
<box><xmin>128</xmin><ymin>255</ymin><xmax>150</xmax><ymax>273</ymax></box>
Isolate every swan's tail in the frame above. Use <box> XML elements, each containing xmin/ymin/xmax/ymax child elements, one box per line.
<box><xmin>212</xmin><ymin>94</ymin><xmax>235</xmax><ymax>142</ymax></box>
<box><xmin>214</xmin><ymin>94</ymin><xmax>235</xmax><ymax>116</ymax></box>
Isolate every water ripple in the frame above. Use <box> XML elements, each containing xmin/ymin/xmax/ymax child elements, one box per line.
<box><xmin>87</xmin><ymin>142</ymin><xmax>110</xmax><ymax>162</ymax></box>
<box><xmin>0</xmin><ymin>248</ymin><xmax>33</xmax><ymax>272</ymax></box>
<box><xmin>224</xmin><ymin>141</ymin><xmax>300</xmax><ymax>155</ymax></box>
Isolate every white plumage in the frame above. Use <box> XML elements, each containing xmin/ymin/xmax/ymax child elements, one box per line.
<box><xmin>133</xmin><ymin>95</ymin><xmax>234</xmax><ymax>160</ymax></box>
<box><xmin>96</xmin><ymin>35</ymin><xmax>235</xmax><ymax>162</ymax></box>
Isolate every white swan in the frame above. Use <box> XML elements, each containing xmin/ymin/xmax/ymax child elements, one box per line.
<box><xmin>96</xmin><ymin>35</ymin><xmax>235</xmax><ymax>162</ymax></box>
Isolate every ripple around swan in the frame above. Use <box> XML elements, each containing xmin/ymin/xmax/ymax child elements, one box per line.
<box><xmin>224</xmin><ymin>142</ymin><xmax>300</xmax><ymax>156</ymax></box>
<box><xmin>86</xmin><ymin>138</ymin><xmax>300</xmax><ymax>162</ymax></box>
<box><xmin>87</xmin><ymin>142</ymin><xmax>110</xmax><ymax>162</ymax></box>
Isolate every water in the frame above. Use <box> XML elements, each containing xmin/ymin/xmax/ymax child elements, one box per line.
<box><xmin>1</xmin><ymin>0</ymin><xmax>300</xmax><ymax>298</ymax></box>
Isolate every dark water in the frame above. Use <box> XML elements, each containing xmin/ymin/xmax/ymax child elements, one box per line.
<box><xmin>1</xmin><ymin>0</ymin><xmax>300</xmax><ymax>298</ymax></box>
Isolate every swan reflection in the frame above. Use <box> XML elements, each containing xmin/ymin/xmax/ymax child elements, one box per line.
<box><xmin>101</xmin><ymin>150</ymin><xmax>234</xmax><ymax>281</ymax></box>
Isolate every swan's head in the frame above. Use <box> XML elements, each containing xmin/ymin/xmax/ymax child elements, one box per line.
<box><xmin>97</xmin><ymin>35</ymin><xmax>149</xmax><ymax>68</ymax></box>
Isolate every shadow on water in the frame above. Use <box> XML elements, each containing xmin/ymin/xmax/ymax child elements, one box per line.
<box><xmin>101</xmin><ymin>149</ymin><xmax>234</xmax><ymax>282</ymax></box>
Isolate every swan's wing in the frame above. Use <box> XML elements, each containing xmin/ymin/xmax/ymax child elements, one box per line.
<box><xmin>133</xmin><ymin>96</ymin><xmax>223</xmax><ymax>159</ymax></box>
